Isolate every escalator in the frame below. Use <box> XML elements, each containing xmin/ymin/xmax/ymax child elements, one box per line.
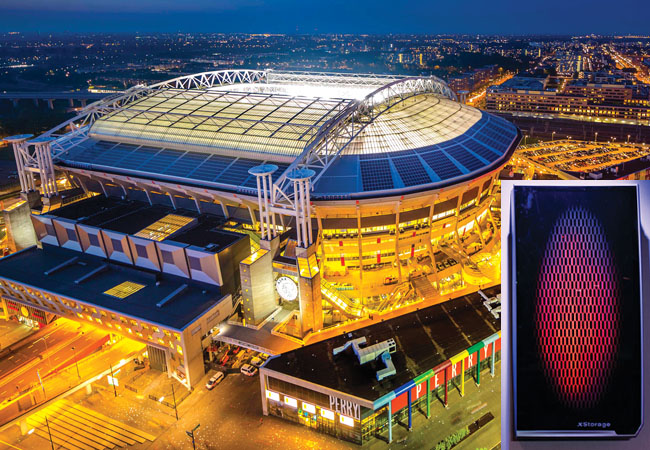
<box><xmin>320</xmin><ymin>279</ymin><xmax>365</xmax><ymax>318</ymax></box>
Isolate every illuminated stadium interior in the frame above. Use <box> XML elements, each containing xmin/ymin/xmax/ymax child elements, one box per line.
<box><xmin>5</xmin><ymin>69</ymin><xmax>520</xmax><ymax>344</ymax></box>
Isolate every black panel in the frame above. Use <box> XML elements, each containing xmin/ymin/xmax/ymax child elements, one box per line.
<box><xmin>512</xmin><ymin>185</ymin><xmax>641</xmax><ymax>438</ymax></box>
<box><xmin>391</xmin><ymin>156</ymin><xmax>432</xmax><ymax>187</ymax></box>
<box><xmin>360</xmin><ymin>159</ymin><xmax>394</xmax><ymax>192</ymax></box>
<box><xmin>420</xmin><ymin>150</ymin><xmax>463</xmax><ymax>180</ymax></box>
<box><xmin>444</xmin><ymin>144</ymin><xmax>484</xmax><ymax>171</ymax></box>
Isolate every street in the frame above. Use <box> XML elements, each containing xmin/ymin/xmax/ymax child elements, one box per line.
<box><xmin>0</xmin><ymin>357</ymin><xmax>500</xmax><ymax>450</ymax></box>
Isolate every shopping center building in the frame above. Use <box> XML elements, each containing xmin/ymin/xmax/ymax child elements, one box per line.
<box><xmin>260</xmin><ymin>286</ymin><xmax>502</xmax><ymax>445</ymax></box>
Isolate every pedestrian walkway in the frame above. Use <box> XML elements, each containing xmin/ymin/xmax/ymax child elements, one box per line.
<box><xmin>26</xmin><ymin>398</ymin><xmax>155</xmax><ymax>450</ymax></box>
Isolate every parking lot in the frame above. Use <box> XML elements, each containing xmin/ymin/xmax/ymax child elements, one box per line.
<box><xmin>207</xmin><ymin>343</ymin><xmax>269</xmax><ymax>377</ymax></box>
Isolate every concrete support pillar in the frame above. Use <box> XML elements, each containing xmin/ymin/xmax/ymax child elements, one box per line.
<box><xmin>407</xmin><ymin>389</ymin><xmax>412</xmax><ymax>431</ymax></box>
<box><xmin>476</xmin><ymin>350</ymin><xmax>481</xmax><ymax>386</ymax></box>
<box><xmin>69</xmin><ymin>98</ymin><xmax>74</xmax><ymax>107</ymax></box>
<box><xmin>444</xmin><ymin>369</ymin><xmax>448</xmax><ymax>407</ymax></box>
<box><xmin>260</xmin><ymin>373</ymin><xmax>268</xmax><ymax>416</ymax></box>
<box><xmin>33</xmin><ymin>98</ymin><xmax>38</xmax><ymax>107</ymax></box>
<box><xmin>491</xmin><ymin>343</ymin><xmax>495</xmax><ymax>376</ymax></box>
<box><xmin>426</xmin><ymin>378</ymin><xmax>431</xmax><ymax>419</ymax></box>
<box><xmin>80</xmin><ymin>99</ymin><xmax>87</xmax><ymax>107</ymax></box>
<box><xmin>387</xmin><ymin>402</ymin><xmax>392</xmax><ymax>443</ymax></box>
<box><xmin>47</xmin><ymin>99</ymin><xmax>54</xmax><ymax>110</ymax></box>
<box><xmin>12</xmin><ymin>99</ymin><xmax>18</xmax><ymax>108</ymax></box>
<box><xmin>394</xmin><ymin>200</ymin><xmax>402</xmax><ymax>283</ymax></box>
<box><xmin>460</xmin><ymin>359</ymin><xmax>465</xmax><ymax>397</ymax></box>
<box><xmin>86</xmin><ymin>383</ymin><xmax>92</xmax><ymax>395</ymax></box>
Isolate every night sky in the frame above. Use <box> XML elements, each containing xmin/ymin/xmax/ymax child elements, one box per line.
<box><xmin>1</xmin><ymin>0</ymin><xmax>648</xmax><ymax>34</ymax></box>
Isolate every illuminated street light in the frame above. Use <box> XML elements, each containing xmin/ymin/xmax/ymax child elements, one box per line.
<box><xmin>186</xmin><ymin>423</ymin><xmax>200</xmax><ymax>450</ymax></box>
<box><xmin>45</xmin><ymin>417</ymin><xmax>55</xmax><ymax>450</ymax></box>
<box><xmin>71</xmin><ymin>346</ymin><xmax>81</xmax><ymax>380</ymax></box>
<box><xmin>109</xmin><ymin>363</ymin><xmax>117</xmax><ymax>397</ymax></box>
<box><xmin>36</xmin><ymin>336</ymin><xmax>52</xmax><ymax>370</ymax></box>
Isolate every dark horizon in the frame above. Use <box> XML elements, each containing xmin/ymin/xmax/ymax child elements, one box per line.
<box><xmin>2</xmin><ymin>0</ymin><xmax>649</xmax><ymax>35</ymax></box>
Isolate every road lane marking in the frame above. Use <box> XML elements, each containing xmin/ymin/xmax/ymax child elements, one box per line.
<box><xmin>0</xmin><ymin>438</ymin><xmax>24</xmax><ymax>450</ymax></box>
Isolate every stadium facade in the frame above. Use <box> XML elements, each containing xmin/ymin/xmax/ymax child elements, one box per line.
<box><xmin>2</xmin><ymin>70</ymin><xmax>519</xmax><ymax>387</ymax></box>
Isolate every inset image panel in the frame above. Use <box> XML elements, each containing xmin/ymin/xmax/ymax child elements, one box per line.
<box><xmin>511</xmin><ymin>184</ymin><xmax>642</xmax><ymax>438</ymax></box>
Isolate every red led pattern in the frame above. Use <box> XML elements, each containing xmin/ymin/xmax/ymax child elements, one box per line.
<box><xmin>536</xmin><ymin>207</ymin><xmax>620</xmax><ymax>409</ymax></box>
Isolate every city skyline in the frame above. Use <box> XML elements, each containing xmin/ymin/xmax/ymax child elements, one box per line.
<box><xmin>2</xmin><ymin>0</ymin><xmax>650</xmax><ymax>35</ymax></box>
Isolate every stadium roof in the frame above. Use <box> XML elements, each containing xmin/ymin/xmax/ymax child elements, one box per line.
<box><xmin>46</xmin><ymin>70</ymin><xmax>520</xmax><ymax>199</ymax></box>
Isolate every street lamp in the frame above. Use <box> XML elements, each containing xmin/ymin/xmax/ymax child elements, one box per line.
<box><xmin>171</xmin><ymin>383</ymin><xmax>179</xmax><ymax>421</ymax></box>
<box><xmin>551</xmin><ymin>131</ymin><xmax>556</xmax><ymax>141</ymax></box>
<box><xmin>71</xmin><ymin>346</ymin><xmax>80</xmax><ymax>380</ymax></box>
<box><xmin>627</xmin><ymin>134</ymin><xmax>631</xmax><ymax>143</ymax></box>
<box><xmin>186</xmin><ymin>424</ymin><xmax>200</xmax><ymax>450</ymax></box>
<box><xmin>109</xmin><ymin>363</ymin><xmax>117</xmax><ymax>397</ymax></box>
<box><xmin>36</xmin><ymin>336</ymin><xmax>52</xmax><ymax>370</ymax></box>
<box><xmin>594</xmin><ymin>131</ymin><xmax>598</xmax><ymax>144</ymax></box>
<box><xmin>45</xmin><ymin>417</ymin><xmax>55</xmax><ymax>450</ymax></box>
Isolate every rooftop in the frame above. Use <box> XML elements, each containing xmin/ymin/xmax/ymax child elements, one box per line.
<box><xmin>50</xmin><ymin>70</ymin><xmax>520</xmax><ymax>199</ymax></box>
<box><xmin>263</xmin><ymin>286</ymin><xmax>500</xmax><ymax>402</ymax></box>
<box><xmin>0</xmin><ymin>245</ymin><xmax>228</xmax><ymax>330</ymax></box>
<box><xmin>490</xmin><ymin>76</ymin><xmax>547</xmax><ymax>92</ymax></box>
<box><xmin>45</xmin><ymin>195</ymin><xmax>245</xmax><ymax>253</ymax></box>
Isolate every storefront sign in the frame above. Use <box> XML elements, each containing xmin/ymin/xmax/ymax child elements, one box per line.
<box><xmin>329</xmin><ymin>395</ymin><xmax>360</xmax><ymax>421</ymax></box>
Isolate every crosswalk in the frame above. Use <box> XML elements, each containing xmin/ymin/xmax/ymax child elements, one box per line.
<box><xmin>26</xmin><ymin>399</ymin><xmax>155</xmax><ymax>450</ymax></box>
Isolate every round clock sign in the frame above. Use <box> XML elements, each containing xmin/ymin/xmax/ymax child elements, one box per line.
<box><xmin>276</xmin><ymin>276</ymin><xmax>298</xmax><ymax>301</ymax></box>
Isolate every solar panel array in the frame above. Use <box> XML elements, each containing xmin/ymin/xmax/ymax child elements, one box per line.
<box><xmin>317</xmin><ymin>112</ymin><xmax>518</xmax><ymax>194</ymax></box>
<box><xmin>59</xmin><ymin>107</ymin><xmax>518</xmax><ymax>196</ymax></box>
<box><xmin>392</xmin><ymin>156</ymin><xmax>433</xmax><ymax>187</ymax></box>
<box><xmin>60</xmin><ymin>140</ymin><xmax>289</xmax><ymax>189</ymax></box>
<box><xmin>360</xmin><ymin>159</ymin><xmax>394</xmax><ymax>191</ymax></box>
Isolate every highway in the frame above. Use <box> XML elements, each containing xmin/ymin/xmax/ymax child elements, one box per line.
<box><xmin>0</xmin><ymin>319</ymin><xmax>108</xmax><ymax>400</ymax></box>
<box><xmin>0</xmin><ymin>317</ymin><xmax>146</xmax><ymax>427</ymax></box>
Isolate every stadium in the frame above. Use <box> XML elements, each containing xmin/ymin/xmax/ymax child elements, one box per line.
<box><xmin>2</xmin><ymin>70</ymin><xmax>518</xmax><ymax>384</ymax></box>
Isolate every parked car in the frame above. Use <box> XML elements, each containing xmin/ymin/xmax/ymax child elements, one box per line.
<box><xmin>240</xmin><ymin>364</ymin><xmax>258</xmax><ymax>377</ymax></box>
<box><xmin>206</xmin><ymin>371</ymin><xmax>225</xmax><ymax>390</ymax></box>
<box><xmin>250</xmin><ymin>356</ymin><xmax>264</xmax><ymax>368</ymax></box>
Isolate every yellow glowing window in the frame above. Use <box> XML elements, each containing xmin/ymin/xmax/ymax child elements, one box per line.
<box><xmin>134</xmin><ymin>214</ymin><xmax>194</xmax><ymax>241</ymax></box>
<box><xmin>104</xmin><ymin>281</ymin><xmax>146</xmax><ymax>299</ymax></box>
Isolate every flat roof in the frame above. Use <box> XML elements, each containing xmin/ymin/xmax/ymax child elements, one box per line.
<box><xmin>45</xmin><ymin>195</ymin><xmax>245</xmax><ymax>252</ymax></box>
<box><xmin>0</xmin><ymin>245</ymin><xmax>227</xmax><ymax>330</ymax></box>
<box><xmin>263</xmin><ymin>286</ymin><xmax>500</xmax><ymax>402</ymax></box>
<box><xmin>171</xmin><ymin>216</ymin><xmax>244</xmax><ymax>251</ymax></box>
